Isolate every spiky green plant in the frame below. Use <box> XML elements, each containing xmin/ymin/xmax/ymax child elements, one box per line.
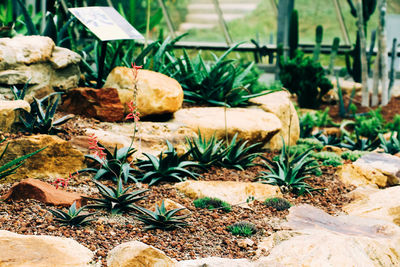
<box><xmin>84</xmin><ymin>179</ymin><xmax>148</xmax><ymax>215</ymax></box>
<box><xmin>134</xmin><ymin>200</ymin><xmax>190</xmax><ymax>230</ymax></box>
<box><xmin>186</xmin><ymin>132</ymin><xmax>228</xmax><ymax>167</ymax></box>
<box><xmin>136</xmin><ymin>141</ymin><xmax>203</xmax><ymax>186</ymax></box>
<box><xmin>48</xmin><ymin>202</ymin><xmax>96</xmax><ymax>226</ymax></box>
<box><xmin>193</xmin><ymin>197</ymin><xmax>231</xmax><ymax>212</ymax></box>
<box><xmin>264</xmin><ymin>197</ymin><xmax>292</xmax><ymax>211</ymax></box>
<box><xmin>227</xmin><ymin>221</ymin><xmax>257</xmax><ymax>237</ymax></box>
<box><xmin>379</xmin><ymin>132</ymin><xmax>400</xmax><ymax>155</ymax></box>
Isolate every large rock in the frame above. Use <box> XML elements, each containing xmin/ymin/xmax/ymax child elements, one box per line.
<box><xmin>2</xmin><ymin>178</ymin><xmax>87</xmax><ymax>207</ymax></box>
<box><xmin>0</xmin><ymin>36</ymin><xmax>80</xmax><ymax>101</ymax></box>
<box><xmin>104</xmin><ymin>67</ymin><xmax>183</xmax><ymax>116</ymax></box>
<box><xmin>107</xmin><ymin>241</ymin><xmax>177</xmax><ymax>267</ymax></box>
<box><xmin>71</xmin><ymin>121</ymin><xmax>195</xmax><ymax>158</ymax></box>
<box><xmin>178</xmin><ymin>257</ymin><xmax>252</xmax><ymax>267</ymax></box>
<box><xmin>344</xmin><ymin>186</ymin><xmax>400</xmax><ymax>226</ymax></box>
<box><xmin>60</xmin><ymin>87</ymin><xmax>124</xmax><ymax>122</ymax></box>
<box><xmin>0</xmin><ymin>135</ymin><xmax>86</xmax><ymax>182</ymax></box>
<box><xmin>0</xmin><ymin>99</ymin><xmax>30</xmax><ymax>132</ymax></box>
<box><xmin>257</xmin><ymin>205</ymin><xmax>400</xmax><ymax>266</ymax></box>
<box><xmin>0</xmin><ymin>230</ymin><xmax>93</xmax><ymax>266</ymax></box>
<box><xmin>338</xmin><ymin>153</ymin><xmax>400</xmax><ymax>188</ymax></box>
<box><xmin>174</xmin><ymin>181</ymin><xmax>282</xmax><ymax>206</ymax></box>
<box><xmin>173</xmin><ymin>107</ymin><xmax>281</xmax><ymax>146</ymax></box>
<box><xmin>250</xmin><ymin>91</ymin><xmax>299</xmax><ymax>150</ymax></box>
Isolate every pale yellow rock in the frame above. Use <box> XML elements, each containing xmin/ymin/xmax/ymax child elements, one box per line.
<box><xmin>173</xmin><ymin>107</ymin><xmax>281</xmax><ymax>145</ymax></box>
<box><xmin>250</xmin><ymin>90</ymin><xmax>299</xmax><ymax>150</ymax></box>
<box><xmin>178</xmin><ymin>257</ymin><xmax>252</xmax><ymax>267</ymax></box>
<box><xmin>256</xmin><ymin>205</ymin><xmax>400</xmax><ymax>266</ymax></box>
<box><xmin>104</xmin><ymin>67</ymin><xmax>183</xmax><ymax>116</ymax></box>
<box><xmin>50</xmin><ymin>47</ymin><xmax>81</xmax><ymax>69</ymax></box>
<box><xmin>174</xmin><ymin>181</ymin><xmax>282</xmax><ymax>206</ymax></box>
<box><xmin>0</xmin><ymin>135</ymin><xmax>86</xmax><ymax>183</ymax></box>
<box><xmin>0</xmin><ymin>100</ymin><xmax>30</xmax><ymax>132</ymax></box>
<box><xmin>331</xmin><ymin>78</ymin><xmax>362</xmax><ymax>93</ymax></box>
<box><xmin>107</xmin><ymin>241</ymin><xmax>177</xmax><ymax>267</ymax></box>
<box><xmin>338</xmin><ymin>163</ymin><xmax>393</xmax><ymax>188</ymax></box>
<box><xmin>0</xmin><ymin>230</ymin><xmax>93</xmax><ymax>267</ymax></box>
<box><xmin>344</xmin><ymin>186</ymin><xmax>400</xmax><ymax>226</ymax></box>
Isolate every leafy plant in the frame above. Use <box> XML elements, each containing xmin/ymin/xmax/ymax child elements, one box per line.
<box><xmin>264</xmin><ymin>197</ymin><xmax>292</xmax><ymax>211</ymax></box>
<box><xmin>379</xmin><ymin>132</ymin><xmax>400</xmax><ymax>155</ymax></box>
<box><xmin>296</xmin><ymin>138</ymin><xmax>324</xmax><ymax>151</ymax></box>
<box><xmin>193</xmin><ymin>197</ymin><xmax>231</xmax><ymax>212</ymax></box>
<box><xmin>84</xmin><ymin>179</ymin><xmax>148</xmax><ymax>215</ymax></box>
<box><xmin>0</xmin><ymin>138</ymin><xmax>46</xmax><ymax>179</ymax></box>
<box><xmin>17</xmin><ymin>93</ymin><xmax>73</xmax><ymax>134</ymax></box>
<box><xmin>227</xmin><ymin>221</ymin><xmax>257</xmax><ymax>237</ymax></box>
<box><xmin>10</xmin><ymin>78</ymin><xmax>31</xmax><ymax>100</ymax></box>
<box><xmin>386</xmin><ymin>115</ymin><xmax>400</xmax><ymax>132</ymax></box>
<box><xmin>280</xmin><ymin>51</ymin><xmax>333</xmax><ymax>109</ymax></box>
<box><xmin>136</xmin><ymin>141</ymin><xmax>203</xmax><ymax>186</ymax></box>
<box><xmin>258</xmin><ymin>139</ymin><xmax>321</xmax><ymax>196</ymax></box>
<box><xmin>48</xmin><ymin>202</ymin><xmax>95</xmax><ymax>226</ymax></box>
<box><xmin>312</xmin><ymin>151</ymin><xmax>343</xmax><ymax>167</ymax></box>
<box><xmin>354</xmin><ymin>108</ymin><xmax>385</xmax><ymax>140</ymax></box>
<box><xmin>186</xmin><ymin>132</ymin><xmax>228</xmax><ymax>167</ymax></box>
<box><xmin>77</xmin><ymin>143</ymin><xmax>138</xmax><ymax>184</ymax></box>
<box><xmin>221</xmin><ymin>134</ymin><xmax>263</xmax><ymax>170</ymax></box>
<box><xmin>314</xmin><ymin>133</ymin><xmax>341</xmax><ymax>147</ymax></box>
<box><xmin>299</xmin><ymin>108</ymin><xmax>336</xmax><ymax>138</ymax></box>
<box><xmin>340</xmin><ymin>134</ymin><xmax>379</xmax><ymax>151</ymax></box>
<box><xmin>341</xmin><ymin>150</ymin><xmax>367</xmax><ymax>161</ymax></box>
<box><xmin>134</xmin><ymin>200</ymin><xmax>190</xmax><ymax>230</ymax></box>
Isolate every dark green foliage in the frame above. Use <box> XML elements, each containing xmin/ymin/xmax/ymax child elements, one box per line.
<box><xmin>386</xmin><ymin>115</ymin><xmax>400</xmax><ymax>132</ymax></box>
<box><xmin>341</xmin><ymin>150</ymin><xmax>367</xmax><ymax>161</ymax></box>
<box><xmin>340</xmin><ymin>134</ymin><xmax>379</xmax><ymax>151</ymax></box>
<box><xmin>313</xmin><ymin>25</ymin><xmax>323</xmax><ymax>62</ymax></box>
<box><xmin>78</xmin><ymin>144</ymin><xmax>138</xmax><ymax>184</ymax></box>
<box><xmin>10</xmin><ymin>78</ymin><xmax>30</xmax><ymax>100</ymax></box>
<box><xmin>264</xmin><ymin>197</ymin><xmax>292</xmax><ymax>211</ymax></box>
<box><xmin>345</xmin><ymin>33</ymin><xmax>362</xmax><ymax>83</ymax></box>
<box><xmin>134</xmin><ymin>200</ymin><xmax>190</xmax><ymax>230</ymax></box>
<box><xmin>280</xmin><ymin>52</ymin><xmax>333</xmax><ymax>109</ymax></box>
<box><xmin>48</xmin><ymin>202</ymin><xmax>95</xmax><ymax>226</ymax></box>
<box><xmin>18</xmin><ymin>93</ymin><xmax>73</xmax><ymax>134</ymax></box>
<box><xmin>328</xmin><ymin>37</ymin><xmax>340</xmax><ymax>74</ymax></box>
<box><xmin>0</xmin><ymin>139</ymin><xmax>46</xmax><ymax>179</ymax></box>
<box><xmin>379</xmin><ymin>132</ymin><xmax>400</xmax><ymax>155</ymax></box>
<box><xmin>314</xmin><ymin>133</ymin><xmax>341</xmax><ymax>147</ymax></box>
<box><xmin>299</xmin><ymin>108</ymin><xmax>336</xmax><ymax>138</ymax></box>
<box><xmin>289</xmin><ymin>10</ymin><xmax>299</xmax><ymax>59</ymax></box>
<box><xmin>84</xmin><ymin>179</ymin><xmax>148</xmax><ymax>215</ymax></box>
<box><xmin>258</xmin><ymin>139</ymin><xmax>322</xmax><ymax>196</ymax></box>
<box><xmin>193</xmin><ymin>197</ymin><xmax>231</xmax><ymax>212</ymax></box>
<box><xmin>227</xmin><ymin>221</ymin><xmax>257</xmax><ymax>237</ymax></box>
<box><xmin>186</xmin><ymin>132</ymin><xmax>228</xmax><ymax>167</ymax></box>
<box><xmin>166</xmin><ymin>45</ymin><xmax>275</xmax><ymax>107</ymax></box>
<box><xmin>346</xmin><ymin>0</ymin><xmax>377</xmax><ymax>24</ymax></box>
<box><xmin>221</xmin><ymin>134</ymin><xmax>263</xmax><ymax>170</ymax></box>
<box><xmin>136</xmin><ymin>141</ymin><xmax>203</xmax><ymax>186</ymax></box>
<box><xmin>312</xmin><ymin>151</ymin><xmax>343</xmax><ymax>167</ymax></box>
<box><xmin>354</xmin><ymin>108</ymin><xmax>385</xmax><ymax>140</ymax></box>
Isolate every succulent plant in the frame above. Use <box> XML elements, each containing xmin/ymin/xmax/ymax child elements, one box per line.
<box><xmin>49</xmin><ymin>202</ymin><xmax>95</xmax><ymax>226</ymax></box>
<box><xmin>193</xmin><ymin>197</ymin><xmax>231</xmax><ymax>212</ymax></box>
<box><xmin>264</xmin><ymin>197</ymin><xmax>292</xmax><ymax>211</ymax></box>
<box><xmin>227</xmin><ymin>221</ymin><xmax>257</xmax><ymax>237</ymax></box>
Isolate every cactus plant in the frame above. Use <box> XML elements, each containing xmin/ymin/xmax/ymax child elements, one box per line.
<box><xmin>289</xmin><ymin>9</ymin><xmax>299</xmax><ymax>59</ymax></box>
<box><xmin>345</xmin><ymin>33</ymin><xmax>362</xmax><ymax>83</ymax></box>
<box><xmin>328</xmin><ymin>37</ymin><xmax>340</xmax><ymax>75</ymax></box>
<box><xmin>313</xmin><ymin>25</ymin><xmax>323</xmax><ymax>62</ymax></box>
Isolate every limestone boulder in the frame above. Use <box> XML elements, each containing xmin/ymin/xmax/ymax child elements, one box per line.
<box><xmin>178</xmin><ymin>257</ymin><xmax>252</xmax><ymax>267</ymax></box>
<box><xmin>0</xmin><ymin>36</ymin><xmax>80</xmax><ymax>101</ymax></box>
<box><xmin>2</xmin><ymin>178</ymin><xmax>87</xmax><ymax>207</ymax></box>
<box><xmin>174</xmin><ymin>181</ymin><xmax>282</xmax><ymax>206</ymax></box>
<box><xmin>173</xmin><ymin>107</ymin><xmax>281</xmax><ymax>146</ymax></box>
<box><xmin>107</xmin><ymin>241</ymin><xmax>177</xmax><ymax>267</ymax></box>
<box><xmin>104</xmin><ymin>67</ymin><xmax>183</xmax><ymax>116</ymax></box>
<box><xmin>0</xmin><ymin>230</ymin><xmax>93</xmax><ymax>266</ymax></box>
<box><xmin>0</xmin><ymin>100</ymin><xmax>30</xmax><ymax>132</ymax></box>
<box><xmin>60</xmin><ymin>87</ymin><xmax>124</xmax><ymax>122</ymax></box>
<box><xmin>0</xmin><ymin>135</ymin><xmax>86</xmax><ymax>183</ymax></box>
<box><xmin>344</xmin><ymin>186</ymin><xmax>400</xmax><ymax>226</ymax></box>
<box><xmin>257</xmin><ymin>205</ymin><xmax>400</xmax><ymax>266</ymax></box>
<box><xmin>338</xmin><ymin>153</ymin><xmax>400</xmax><ymax>188</ymax></box>
<box><xmin>250</xmin><ymin>91</ymin><xmax>299</xmax><ymax>150</ymax></box>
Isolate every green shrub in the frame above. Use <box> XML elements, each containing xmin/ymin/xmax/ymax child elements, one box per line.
<box><xmin>280</xmin><ymin>52</ymin><xmax>333</xmax><ymax>109</ymax></box>
<box><xmin>386</xmin><ymin>115</ymin><xmax>400</xmax><ymax>132</ymax></box>
<box><xmin>297</xmin><ymin>138</ymin><xmax>324</xmax><ymax>151</ymax></box>
<box><xmin>312</xmin><ymin>151</ymin><xmax>342</xmax><ymax>166</ymax></box>
<box><xmin>264</xmin><ymin>197</ymin><xmax>292</xmax><ymax>211</ymax></box>
<box><xmin>299</xmin><ymin>108</ymin><xmax>336</xmax><ymax>138</ymax></box>
<box><xmin>193</xmin><ymin>197</ymin><xmax>231</xmax><ymax>212</ymax></box>
<box><xmin>354</xmin><ymin>108</ymin><xmax>385</xmax><ymax>140</ymax></box>
<box><xmin>227</xmin><ymin>221</ymin><xmax>257</xmax><ymax>237</ymax></box>
<box><xmin>341</xmin><ymin>150</ymin><xmax>367</xmax><ymax>161</ymax></box>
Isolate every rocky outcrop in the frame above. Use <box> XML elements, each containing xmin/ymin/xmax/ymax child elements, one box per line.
<box><xmin>0</xmin><ymin>99</ymin><xmax>30</xmax><ymax>132</ymax></box>
<box><xmin>344</xmin><ymin>186</ymin><xmax>400</xmax><ymax>226</ymax></box>
<box><xmin>257</xmin><ymin>205</ymin><xmax>400</xmax><ymax>266</ymax></box>
<box><xmin>0</xmin><ymin>135</ymin><xmax>86</xmax><ymax>182</ymax></box>
<box><xmin>104</xmin><ymin>67</ymin><xmax>183</xmax><ymax>116</ymax></box>
<box><xmin>0</xmin><ymin>36</ymin><xmax>80</xmax><ymax>101</ymax></box>
<box><xmin>2</xmin><ymin>178</ymin><xmax>86</xmax><ymax>207</ymax></box>
<box><xmin>0</xmin><ymin>230</ymin><xmax>93</xmax><ymax>266</ymax></box>
<box><xmin>174</xmin><ymin>181</ymin><xmax>281</xmax><ymax>206</ymax></box>
<box><xmin>338</xmin><ymin>153</ymin><xmax>400</xmax><ymax>188</ymax></box>
<box><xmin>250</xmin><ymin>90</ymin><xmax>299</xmax><ymax>150</ymax></box>
<box><xmin>60</xmin><ymin>87</ymin><xmax>124</xmax><ymax>122</ymax></box>
<box><xmin>172</xmin><ymin>107</ymin><xmax>281</xmax><ymax>145</ymax></box>
<box><xmin>107</xmin><ymin>241</ymin><xmax>177</xmax><ymax>267</ymax></box>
